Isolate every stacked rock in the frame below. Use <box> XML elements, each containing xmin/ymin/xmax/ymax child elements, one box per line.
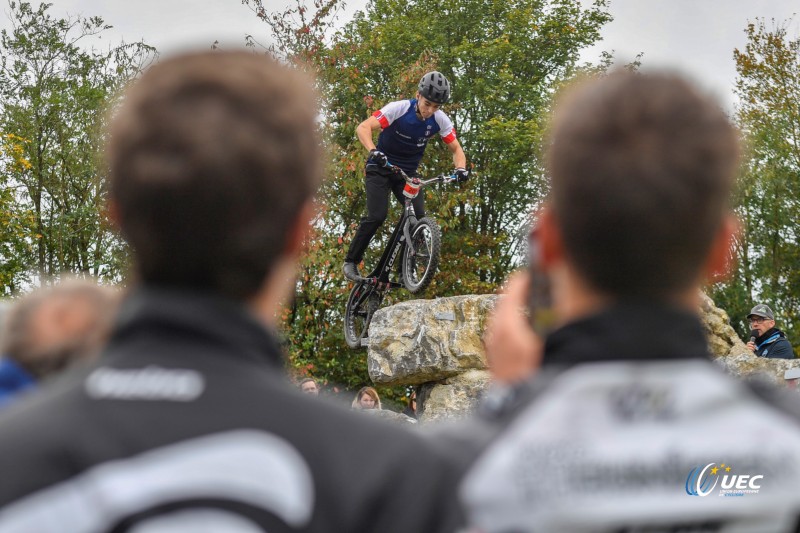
<box><xmin>367</xmin><ymin>293</ymin><xmax>800</xmax><ymax>423</ymax></box>
<box><xmin>367</xmin><ymin>295</ymin><xmax>496</xmax><ymax>423</ymax></box>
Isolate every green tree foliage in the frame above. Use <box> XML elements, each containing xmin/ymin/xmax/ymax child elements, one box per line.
<box><xmin>248</xmin><ymin>0</ymin><xmax>612</xmax><ymax>387</ymax></box>
<box><xmin>0</xmin><ymin>1</ymin><xmax>156</xmax><ymax>292</ymax></box>
<box><xmin>710</xmin><ymin>19</ymin><xmax>800</xmax><ymax>354</ymax></box>
<box><xmin>0</xmin><ymin>132</ymin><xmax>31</xmax><ymax>291</ymax></box>
<box><xmin>326</xmin><ymin>0</ymin><xmax>612</xmax><ymax>292</ymax></box>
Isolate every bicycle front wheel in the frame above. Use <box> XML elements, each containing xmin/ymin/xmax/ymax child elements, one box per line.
<box><xmin>344</xmin><ymin>283</ymin><xmax>381</xmax><ymax>349</ymax></box>
<box><xmin>402</xmin><ymin>217</ymin><xmax>441</xmax><ymax>294</ymax></box>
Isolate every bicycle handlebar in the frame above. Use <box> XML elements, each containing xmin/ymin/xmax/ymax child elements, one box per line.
<box><xmin>388</xmin><ymin>164</ymin><xmax>456</xmax><ymax>187</ymax></box>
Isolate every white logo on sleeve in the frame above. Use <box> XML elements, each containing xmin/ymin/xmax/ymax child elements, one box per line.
<box><xmin>85</xmin><ymin>366</ymin><xmax>205</xmax><ymax>401</ymax></box>
<box><xmin>0</xmin><ymin>430</ymin><xmax>315</xmax><ymax>532</ymax></box>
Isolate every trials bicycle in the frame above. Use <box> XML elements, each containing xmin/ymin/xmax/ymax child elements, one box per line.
<box><xmin>343</xmin><ymin>165</ymin><xmax>458</xmax><ymax>349</ymax></box>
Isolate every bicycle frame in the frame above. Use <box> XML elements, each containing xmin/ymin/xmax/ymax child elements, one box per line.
<box><xmin>363</xmin><ymin>168</ymin><xmax>448</xmax><ymax>288</ymax></box>
<box><xmin>364</xmin><ymin>210</ymin><xmax>409</xmax><ymax>288</ymax></box>
<box><xmin>345</xmin><ymin>166</ymin><xmax>452</xmax><ymax>348</ymax></box>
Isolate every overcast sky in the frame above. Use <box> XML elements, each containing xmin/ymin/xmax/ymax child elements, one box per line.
<box><xmin>578</xmin><ymin>0</ymin><xmax>799</xmax><ymax>110</ymax></box>
<box><xmin>2</xmin><ymin>0</ymin><xmax>798</xmax><ymax>110</ymax></box>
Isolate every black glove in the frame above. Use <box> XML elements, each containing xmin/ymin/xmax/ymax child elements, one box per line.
<box><xmin>369</xmin><ymin>149</ymin><xmax>388</xmax><ymax>167</ymax></box>
<box><xmin>453</xmin><ymin>167</ymin><xmax>469</xmax><ymax>183</ymax></box>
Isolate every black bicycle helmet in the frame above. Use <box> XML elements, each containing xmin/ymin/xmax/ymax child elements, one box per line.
<box><xmin>417</xmin><ymin>71</ymin><xmax>450</xmax><ymax>104</ymax></box>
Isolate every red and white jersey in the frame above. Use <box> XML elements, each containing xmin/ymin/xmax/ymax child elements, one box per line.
<box><xmin>371</xmin><ymin>99</ymin><xmax>456</xmax><ymax>173</ymax></box>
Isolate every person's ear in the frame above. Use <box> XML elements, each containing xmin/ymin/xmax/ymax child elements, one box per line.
<box><xmin>106</xmin><ymin>199</ymin><xmax>121</xmax><ymax>231</ymax></box>
<box><xmin>704</xmin><ymin>213</ymin><xmax>739</xmax><ymax>283</ymax></box>
<box><xmin>283</xmin><ymin>200</ymin><xmax>316</xmax><ymax>259</ymax></box>
<box><xmin>536</xmin><ymin>206</ymin><xmax>565</xmax><ymax>269</ymax></box>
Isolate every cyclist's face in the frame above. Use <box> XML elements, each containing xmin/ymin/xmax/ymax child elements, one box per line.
<box><xmin>415</xmin><ymin>94</ymin><xmax>442</xmax><ymax>120</ymax></box>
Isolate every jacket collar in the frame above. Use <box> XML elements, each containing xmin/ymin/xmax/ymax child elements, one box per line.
<box><xmin>110</xmin><ymin>285</ymin><xmax>286</xmax><ymax>371</ymax></box>
<box><xmin>756</xmin><ymin>327</ymin><xmax>783</xmax><ymax>346</ymax></box>
<box><xmin>542</xmin><ymin>301</ymin><xmax>710</xmax><ymax>369</ymax></box>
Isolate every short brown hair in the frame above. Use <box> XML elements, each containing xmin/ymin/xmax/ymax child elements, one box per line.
<box><xmin>107</xmin><ymin>51</ymin><xmax>322</xmax><ymax>299</ymax></box>
<box><xmin>2</xmin><ymin>279</ymin><xmax>120</xmax><ymax>379</ymax></box>
<box><xmin>546</xmin><ymin>71</ymin><xmax>739</xmax><ymax>299</ymax></box>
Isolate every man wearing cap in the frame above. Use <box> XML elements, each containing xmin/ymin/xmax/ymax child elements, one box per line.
<box><xmin>746</xmin><ymin>303</ymin><xmax>795</xmax><ymax>359</ymax></box>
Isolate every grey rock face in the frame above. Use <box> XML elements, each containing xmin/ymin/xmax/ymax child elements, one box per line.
<box><xmin>699</xmin><ymin>292</ymin><xmax>751</xmax><ymax>358</ymax></box>
<box><xmin>714</xmin><ymin>351</ymin><xmax>800</xmax><ymax>384</ymax></box>
<box><xmin>367</xmin><ymin>292</ymin><xmax>800</xmax><ymax>421</ymax></box>
<box><xmin>367</xmin><ymin>295</ymin><xmax>496</xmax><ymax>386</ymax></box>
<box><xmin>355</xmin><ymin>408</ymin><xmax>418</xmax><ymax>425</ymax></box>
<box><xmin>417</xmin><ymin>370</ymin><xmax>492</xmax><ymax>423</ymax></box>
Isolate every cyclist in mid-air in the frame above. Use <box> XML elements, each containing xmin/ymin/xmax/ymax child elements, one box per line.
<box><xmin>343</xmin><ymin>71</ymin><xmax>468</xmax><ymax>281</ymax></box>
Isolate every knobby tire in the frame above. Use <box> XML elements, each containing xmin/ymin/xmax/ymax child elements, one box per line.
<box><xmin>344</xmin><ymin>283</ymin><xmax>381</xmax><ymax>349</ymax></box>
<box><xmin>402</xmin><ymin>217</ymin><xmax>441</xmax><ymax>294</ymax></box>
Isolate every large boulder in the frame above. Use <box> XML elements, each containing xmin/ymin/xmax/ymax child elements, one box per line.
<box><xmin>715</xmin><ymin>350</ymin><xmax>800</xmax><ymax>384</ymax></box>
<box><xmin>699</xmin><ymin>292</ymin><xmax>751</xmax><ymax>358</ymax></box>
<box><xmin>367</xmin><ymin>292</ymin><xmax>764</xmax><ymax>386</ymax></box>
<box><xmin>367</xmin><ymin>292</ymin><xmax>800</xmax><ymax>422</ymax></box>
<box><xmin>367</xmin><ymin>295</ymin><xmax>496</xmax><ymax>386</ymax></box>
<box><xmin>417</xmin><ymin>370</ymin><xmax>492</xmax><ymax>423</ymax></box>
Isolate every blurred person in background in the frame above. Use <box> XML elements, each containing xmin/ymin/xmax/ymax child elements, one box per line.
<box><xmin>402</xmin><ymin>388</ymin><xmax>417</xmax><ymax>420</ymax></box>
<box><xmin>351</xmin><ymin>386</ymin><xmax>381</xmax><ymax>410</ymax></box>
<box><xmin>448</xmin><ymin>70</ymin><xmax>800</xmax><ymax>532</ymax></box>
<box><xmin>0</xmin><ymin>51</ymin><xmax>463</xmax><ymax>533</ymax></box>
<box><xmin>0</xmin><ymin>279</ymin><xmax>119</xmax><ymax>408</ymax></box>
<box><xmin>298</xmin><ymin>377</ymin><xmax>320</xmax><ymax>396</ymax></box>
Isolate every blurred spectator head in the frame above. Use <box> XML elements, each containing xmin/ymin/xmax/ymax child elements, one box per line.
<box><xmin>546</xmin><ymin>70</ymin><xmax>739</xmax><ymax>299</ymax></box>
<box><xmin>105</xmin><ymin>51</ymin><xmax>322</xmax><ymax>301</ymax></box>
<box><xmin>298</xmin><ymin>377</ymin><xmax>320</xmax><ymax>396</ymax></box>
<box><xmin>352</xmin><ymin>386</ymin><xmax>381</xmax><ymax>410</ymax></box>
<box><xmin>1</xmin><ymin>279</ymin><xmax>120</xmax><ymax>380</ymax></box>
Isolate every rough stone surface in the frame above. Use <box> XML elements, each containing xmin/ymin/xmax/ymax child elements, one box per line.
<box><xmin>356</xmin><ymin>408</ymin><xmax>417</xmax><ymax>425</ymax></box>
<box><xmin>367</xmin><ymin>291</ymin><xmax>764</xmax><ymax>386</ymax></box>
<box><xmin>369</xmin><ymin>292</ymin><xmax>800</xmax><ymax>419</ymax></box>
<box><xmin>367</xmin><ymin>295</ymin><xmax>496</xmax><ymax>386</ymax></box>
<box><xmin>417</xmin><ymin>370</ymin><xmax>492</xmax><ymax>424</ymax></box>
<box><xmin>699</xmin><ymin>292</ymin><xmax>751</xmax><ymax>358</ymax></box>
<box><xmin>714</xmin><ymin>350</ymin><xmax>800</xmax><ymax>384</ymax></box>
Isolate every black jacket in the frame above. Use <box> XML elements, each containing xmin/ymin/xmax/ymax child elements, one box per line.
<box><xmin>0</xmin><ymin>287</ymin><xmax>463</xmax><ymax>532</ymax></box>
<box><xmin>447</xmin><ymin>302</ymin><xmax>800</xmax><ymax>533</ymax></box>
<box><xmin>755</xmin><ymin>327</ymin><xmax>795</xmax><ymax>359</ymax></box>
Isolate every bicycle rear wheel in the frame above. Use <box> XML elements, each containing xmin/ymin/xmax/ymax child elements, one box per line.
<box><xmin>344</xmin><ymin>283</ymin><xmax>382</xmax><ymax>349</ymax></box>
<box><xmin>402</xmin><ymin>217</ymin><xmax>441</xmax><ymax>294</ymax></box>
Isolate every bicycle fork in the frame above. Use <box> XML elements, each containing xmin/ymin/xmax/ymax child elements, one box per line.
<box><xmin>403</xmin><ymin>201</ymin><xmax>418</xmax><ymax>257</ymax></box>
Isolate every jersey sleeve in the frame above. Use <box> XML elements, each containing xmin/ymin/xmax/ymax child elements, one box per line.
<box><xmin>435</xmin><ymin>111</ymin><xmax>457</xmax><ymax>144</ymax></box>
<box><xmin>372</xmin><ymin>100</ymin><xmax>411</xmax><ymax>129</ymax></box>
